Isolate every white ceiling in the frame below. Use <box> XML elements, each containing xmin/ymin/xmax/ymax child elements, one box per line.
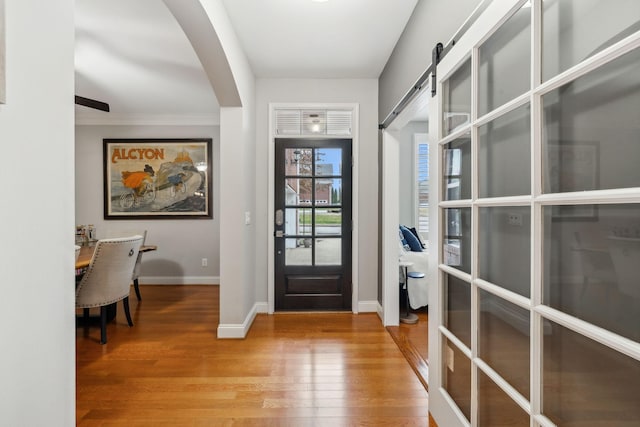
<box><xmin>75</xmin><ymin>0</ymin><xmax>219</xmax><ymax>123</ymax></box>
<box><xmin>75</xmin><ymin>0</ymin><xmax>418</xmax><ymax>122</ymax></box>
<box><xmin>221</xmin><ymin>0</ymin><xmax>418</xmax><ymax>78</ymax></box>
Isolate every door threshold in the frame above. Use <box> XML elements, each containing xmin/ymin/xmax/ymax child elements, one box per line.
<box><xmin>387</xmin><ymin>325</ymin><xmax>429</xmax><ymax>392</ymax></box>
<box><xmin>274</xmin><ymin>310</ymin><xmax>354</xmax><ymax>314</ymax></box>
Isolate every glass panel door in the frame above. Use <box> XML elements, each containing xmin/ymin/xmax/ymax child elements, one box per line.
<box><xmin>429</xmin><ymin>1</ymin><xmax>640</xmax><ymax>425</ymax></box>
<box><xmin>275</xmin><ymin>139</ymin><xmax>352</xmax><ymax>310</ymax></box>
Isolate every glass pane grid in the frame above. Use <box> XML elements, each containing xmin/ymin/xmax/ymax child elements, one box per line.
<box><xmin>542</xmin><ymin>48</ymin><xmax>640</xmax><ymax>194</ymax></box>
<box><xmin>475</xmin><ymin>278</ymin><xmax>531</xmax><ymax>311</ymax></box>
<box><xmin>543</xmin><ymin>203</ymin><xmax>640</xmax><ymax>343</ymax></box>
<box><xmin>437</xmin><ymin>2</ymin><xmax>640</xmax><ymax>425</ymax></box>
<box><xmin>478</xmin><ymin>288</ymin><xmax>531</xmax><ymax>400</ymax></box>
<box><xmin>541</xmin><ymin>318</ymin><xmax>640</xmax><ymax>425</ymax></box>
<box><xmin>478</xmin><ymin>4</ymin><xmax>531</xmax><ymax>117</ymax></box>
<box><xmin>442</xmin><ymin>334</ymin><xmax>472</xmax><ymax>422</ymax></box>
<box><xmin>478</xmin><ymin>106</ymin><xmax>532</xmax><ymax>199</ymax></box>
<box><xmin>443</xmin><ymin>58</ymin><xmax>472</xmax><ymax>137</ymax></box>
<box><xmin>284</xmin><ymin>148</ymin><xmax>312</xmax><ymax>176</ymax></box>
<box><xmin>283</xmin><ymin>145</ymin><xmax>345</xmax><ymax>268</ymax></box>
<box><xmin>476</xmin><ymin>364</ymin><xmax>531</xmax><ymax>426</ymax></box>
<box><xmin>542</xmin><ymin>0</ymin><xmax>640</xmax><ymax>82</ymax></box>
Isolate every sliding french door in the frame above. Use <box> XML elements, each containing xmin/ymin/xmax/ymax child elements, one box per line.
<box><xmin>428</xmin><ymin>1</ymin><xmax>640</xmax><ymax>426</ymax></box>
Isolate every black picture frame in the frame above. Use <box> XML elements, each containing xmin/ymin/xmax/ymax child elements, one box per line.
<box><xmin>103</xmin><ymin>138</ymin><xmax>212</xmax><ymax>219</ymax></box>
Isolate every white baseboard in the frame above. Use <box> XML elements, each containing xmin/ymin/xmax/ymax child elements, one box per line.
<box><xmin>138</xmin><ymin>276</ymin><xmax>219</xmax><ymax>285</ymax></box>
<box><xmin>357</xmin><ymin>300</ymin><xmax>380</xmax><ymax>313</ymax></box>
<box><xmin>254</xmin><ymin>302</ymin><xmax>269</xmax><ymax>314</ymax></box>
<box><xmin>217</xmin><ymin>301</ymin><xmax>266</xmax><ymax>339</ymax></box>
<box><xmin>376</xmin><ymin>302</ymin><xmax>384</xmax><ymax>322</ymax></box>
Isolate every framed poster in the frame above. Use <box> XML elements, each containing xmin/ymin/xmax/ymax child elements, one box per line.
<box><xmin>103</xmin><ymin>138</ymin><xmax>212</xmax><ymax>219</ymax></box>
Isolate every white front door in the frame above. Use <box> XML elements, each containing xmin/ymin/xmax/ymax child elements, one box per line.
<box><xmin>428</xmin><ymin>1</ymin><xmax>640</xmax><ymax>425</ymax></box>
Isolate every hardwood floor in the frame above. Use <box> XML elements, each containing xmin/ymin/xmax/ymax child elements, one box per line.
<box><xmin>76</xmin><ymin>286</ymin><xmax>430</xmax><ymax>426</ymax></box>
<box><xmin>387</xmin><ymin>307</ymin><xmax>429</xmax><ymax>391</ymax></box>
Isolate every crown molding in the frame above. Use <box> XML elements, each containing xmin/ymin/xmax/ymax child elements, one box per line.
<box><xmin>75</xmin><ymin>112</ymin><xmax>220</xmax><ymax>126</ymax></box>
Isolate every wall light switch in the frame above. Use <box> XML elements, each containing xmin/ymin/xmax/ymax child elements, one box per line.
<box><xmin>245</xmin><ymin>211</ymin><xmax>251</xmax><ymax>225</ymax></box>
<box><xmin>508</xmin><ymin>212</ymin><xmax>523</xmax><ymax>226</ymax></box>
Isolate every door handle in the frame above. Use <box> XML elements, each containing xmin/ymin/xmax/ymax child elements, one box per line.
<box><xmin>275</xmin><ymin>230</ymin><xmax>285</xmax><ymax>238</ymax></box>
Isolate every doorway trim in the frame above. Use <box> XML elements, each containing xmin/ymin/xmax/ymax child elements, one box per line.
<box><xmin>381</xmin><ymin>84</ymin><xmax>431</xmax><ymax>327</ymax></box>
<box><xmin>267</xmin><ymin>103</ymin><xmax>360</xmax><ymax>314</ymax></box>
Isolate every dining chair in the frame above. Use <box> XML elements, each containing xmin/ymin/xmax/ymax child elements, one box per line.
<box><xmin>131</xmin><ymin>230</ymin><xmax>147</xmax><ymax>301</ymax></box>
<box><xmin>76</xmin><ymin>235</ymin><xmax>144</xmax><ymax>344</ymax></box>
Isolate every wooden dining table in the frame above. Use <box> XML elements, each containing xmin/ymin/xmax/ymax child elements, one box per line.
<box><xmin>75</xmin><ymin>244</ymin><xmax>158</xmax><ymax>270</ymax></box>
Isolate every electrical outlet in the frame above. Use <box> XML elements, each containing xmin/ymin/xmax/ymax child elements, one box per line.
<box><xmin>446</xmin><ymin>346</ymin><xmax>455</xmax><ymax>372</ymax></box>
<box><xmin>508</xmin><ymin>213</ymin><xmax>523</xmax><ymax>226</ymax></box>
<box><xmin>201</xmin><ymin>258</ymin><xmax>208</xmax><ymax>267</ymax></box>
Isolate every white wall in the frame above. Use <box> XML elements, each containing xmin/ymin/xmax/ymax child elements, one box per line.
<box><xmin>75</xmin><ymin>125</ymin><xmax>221</xmax><ymax>284</ymax></box>
<box><xmin>255</xmin><ymin>78</ymin><xmax>379</xmax><ymax>304</ymax></box>
<box><xmin>191</xmin><ymin>0</ymin><xmax>258</xmax><ymax>335</ymax></box>
<box><xmin>0</xmin><ymin>0</ymin><xmax>75</xmax><ymax>425</ymax></box>
<box><xmin>378</xmin><ymin>0</ymin><xmax>481</xmax><ymax>122</ymax></box>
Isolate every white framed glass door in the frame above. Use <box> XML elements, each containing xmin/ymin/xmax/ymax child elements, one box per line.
<box><xmin>428</xmin><ymin>1</ymin><xmax>640</xmax><ymax>426</ymax></box>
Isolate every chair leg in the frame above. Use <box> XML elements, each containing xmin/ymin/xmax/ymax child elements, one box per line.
<box><xmin>100</xmin><ymin>306</ymin><xmax>108</xmax><ymax>344</ymax></box>
<box><xmin>83</xmin><ymin>308</ymin><xmax>90</xmax><ymax>322</ymax></box>
<box><xmin>123</xmin><ymin>296</ymin><xmax>134</xmax><ymax>327</ymax></box>
<box><xmin>133</xmin><ymin>278</ymin><xmax>142</xmax><ymax>301</ymax></box>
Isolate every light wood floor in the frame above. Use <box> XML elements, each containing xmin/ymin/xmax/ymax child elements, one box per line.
<box><xmin>387</xmin><ymin>307</ymin><xmax>429</xmax><ymax>390</ymax></box>
<box><xmin>76</xmin><ymin>285</ymin><xmax>431</xmax><ymax>426</ymax></box>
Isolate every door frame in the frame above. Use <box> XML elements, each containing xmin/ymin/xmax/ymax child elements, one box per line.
<box><xmin>267</xmin><ymin>103</ymin><xmax>360</xmax><ymax>314</ymax></box>
<box><xmin>380</xmin><ymin>128</ymin><xmax>401</xmax><ymax>326</ymax></box>
<box><xmin>274</xmin><ymin>137</ymin><xmax>353</xmax><ymax>311</ymax></box>
<box><xmin>381</xmin><ymin>85</ymin><xmax>431</xmax><ymax>327</ymax></box>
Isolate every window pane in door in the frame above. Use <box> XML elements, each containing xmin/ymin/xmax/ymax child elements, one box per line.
<box><xmin>444</xmin><ymin>208</ymin><xmax>471</xmax><ymax>274</ymax></box>
<box><xmin>478</xmin><ymin>5</ymin><xmax>530</xmax><ymax>117</ymax></box>
<box><xmin>443</xmin><ymin>58</ymin><xmax>471</xmax><ymax>136</ymax></box>
<box><xmin>315</xmin><ymin>178</ymin><xmax>341</xmax><ymax>206</ymax></box>
<box><xmin>443</xmin><ymin>135</ymin><xmax>471</xmax><ymax>201</ymax></box>
<box><xmin>543</xmin><ymin>204</ymin><xmax>640</xmax><ymax>342</ymax></box>
<box><xmin>284</xmin><ymin>148</ymin><xmax>312</xmax><ymax>176</ymax></box>
<box><xmin>479</xmin><ymin>289</ymin><xmax>530</xmax><ymax>399</ymax></box>
<box><xmin>285</xmin><ymin>208</ymin><xmax>312</xmax><ymax>236</ymax></box>
<box><xmin>315</xmin><ymin>208</ymin><xmax>341</xmax><ymax>236</ymax></box>
<box><xmin>444</xmin><ymin>274</ymin><xmax>471</xmax><ymax>348</ymax></box>
<box><xmin>479</xmin><ymin>206</ymin><xmax>531</xmax><ymax>297</ymax></box>
<box><xmin>285</xmin><ymin>178</ymin><xmax>312</xmax><ymax>205</ymax></box>
<box><xmin>442</xmin><ymin>335</ymin><xmax>471</xmax><ymax>422</ymax></box>
<box><xmin>542</xmin><ymin>0</ymin><xmax>640</xmax><ymax>81</ymax></box>
<box><xmin>315</xmin><ymin>238</ymin><xmax>341</xmax><ymax>266</ymax></box>
<box><xmin>543</xmin><ymin>320</ymin><xmax>640</xmax><ymax>425</ymax></box>
<box><xmin>542</xmin><ymin>48</ymin><xmax>640</xmax><ymax>193</ymax></box>
<box><xmin>478</xmin><ymin>105</ymin><xmax>531</xmax><ymax>198</ymax></box>
<box><xmin>315</xmin><ymin>148</ymin><xmax>341</xmax><ymax>176</ymax></box>
<box><xmin>478</xmin><ymin>369</ymin><xmax>530</xmax><ymax>427</ymax></box>
<box><xmin>285</xmin><ymin>238</ymin><xmax>312</xmax><ymax>266</ymax></box>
